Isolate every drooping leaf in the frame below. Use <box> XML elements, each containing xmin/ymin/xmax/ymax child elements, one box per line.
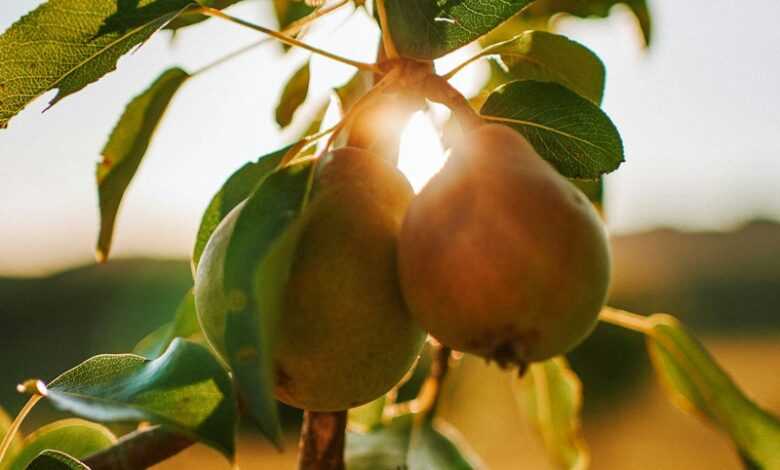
<box><xmin>25</xmin><ymin>450</ymin><xmax>88</xmax><ymax>470</ymax></box>
<box><xmin>273</xmin><ymin>0</ymin><xmax>316</xmax><ymax>32</ymax></box>
<box><xmin>133</xmin><ymin>290</ymin><xmax>202</xmax><ymax>359</ymax></box>
<box><xmin>219</xmin><ymin>159</ymin><xmax>316</xmax><ymax>446</ymax></box>
<box><xmin>481</xmin><ymin>80</ymin><xmax>623</xmax><ymax>178</ymax></box>
<box><xmin>407</xmin><ymin>420</ymin><xmax>477</xmax><ymax>470</ymax></box>
<box><xmin>0</xmin><ymin>0</ymin><xmax>195</xmax><ymax>129</ymax></box>
<box><xmin>646</xmin><ymin>314</ymin><xmax>780</xmax><ymax>469</ymax></box>
<box><xmin>40</xmin><ymin>339</ymin><xmax>236</xmax><ymax>459</ymax></box>
<box><xmin>275</xmin><ymin>61</ymin><xmax>311</xmax><ymax>128</ymax></box>
<box><xmin>346</xmin><ymin>414</ymin><xmax>412</xmax><ymax>470</ymax></box>
<box><xmin>346</xmin><ymin>415</ymin><xmax>478</xmax><ymax>470</ymax></box>
<box><xmin>0</xmin><ymin>407</ymin><xmax>23</xmax><ymax>465</ymax></box>
<box><xmin>383</xmin><ymin>0</ymin><xmax>533</xmax><ymax>60</ymax></box>
<box><xmin>96</xmin><ymin>68</ymin><xmax>190</xmax><ymax>262</ymax></box>
<box><xmin>192</xmin><ymin>145</ymin><xmax>293</xmax><ymax>268</ymax></box>
<box><xmin>514</xmin><ymin>357</ymin><xmax>589</xmax><ymax>470</ymax></box>
<box><xmin>492</xmin><ymin>31</ymin><xmax>605</xmax><ymax>104</ymax></box>
<box><xmin>6</xmin><ymin>419</ymin><xmax>115</xmax><ymax>470</ymax></box>
<box><xmin>348</xmin><ymin>396</ymin><xmax>386</xmax><ymax>433</ymax></box>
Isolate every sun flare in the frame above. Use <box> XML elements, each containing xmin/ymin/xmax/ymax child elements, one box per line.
<box><xmin>397</xmin><ymin>112</ymin><xmax>448</xmax><ymax>193</ymax></box>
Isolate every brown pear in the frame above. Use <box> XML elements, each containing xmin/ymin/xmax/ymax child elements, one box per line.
<box><xmin>397</xmin><ymin>124</ymin><xmax>610</xmax><ymax>366</ymax></box>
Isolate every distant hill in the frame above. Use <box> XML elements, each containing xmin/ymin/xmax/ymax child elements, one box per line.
<box><xmin>1</xmin><ymin>220</ymin><xmax>778</xmax><ymax>413</ymax></box>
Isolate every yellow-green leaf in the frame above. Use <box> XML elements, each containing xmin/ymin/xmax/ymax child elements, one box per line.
<box><xmin>514</xmin><ymin>357</ymin><xmax>589</xmax><ymax>470</ymax></box>
<box><xmin>96</xmin><ymin>68</ymin><xmax>190</xmax><ymax>262</ymax></box>
<box><xmin>5</xmin><ymin>419</ymin><xmax>114</xmax><ymax>470</ymax></box>
<box><xmin>0</xmin><ymin>0</ymin><xmax>194</xmax><ymax>129</ymax></box>
<box><xmin>25</xmin><ymin>450</ymin><xmax>88</xmax><ymax>470</ymax></box>
<box><xmin>647</xmin><ymin>314</ymin><xmax>780</xmax><ymax>469</ymax></box>
<box><xmin>133</xmin><ymin>290</ymin><xmax>203</xmax><ymax>359</ymax></box>
<box><xmin>0</xmin><ymin>407</ymin><xmax>22</xmax><ymax>467</ymax></box>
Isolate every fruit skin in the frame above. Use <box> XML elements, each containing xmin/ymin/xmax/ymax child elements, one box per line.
<box><xmin>195</xmin><ymin>147</ymin><xmax>426</xmax><ymax>411</ymax></box>
<box><xmin>397</xmin><ymin>124</ymin><xmax>610</xmax><ymax>365</ymax></box>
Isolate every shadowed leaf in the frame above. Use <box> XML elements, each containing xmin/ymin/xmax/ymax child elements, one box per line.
<box><xmin>0</xmin><ymin>0</ymin><xmax>194</xmax><ymax>128</ymax></box>
<box><xmin>275</xmin><ymin>61</ymin><xmax>311</xmax><ymax>128</ymax></box>
<box><xmin>96</xmin><ymin>68</ymin><xmax>190</xmax><ymax>262</ymax></box>
<box><xmin>383</xmin><ymin>0</ymin><xmax>533</xmax><ymax>60</ymax></box>
<box><xmin>41</xmin><ymin>339</ymin><xmax>236</xmax><ymax>459</ymax></box>
<box><xmin>25</xmin><ymin>450</ymin><xmax>88</xmax><ymax>470</ymax></box>
<box><xmin>481</xmin><ymin>80</ymin><xmax>623</xmax><ymax>178</ymax></box>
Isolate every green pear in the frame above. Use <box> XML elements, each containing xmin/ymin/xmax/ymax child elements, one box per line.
<box><xmin>397</xmin><ymin>124</ymin><xmax>610</xmax><ymax>366</ymax></box>
<box><xmin>195</xmin><ymin>147</ymin><xmax>426</xmax><ymax>411</ymax></box>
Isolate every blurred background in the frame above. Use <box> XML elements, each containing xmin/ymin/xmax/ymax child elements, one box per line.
<box><xmin>1</xmin><ymin>0</ymin><xmax>779</xmax><ymax>469</ymax></box>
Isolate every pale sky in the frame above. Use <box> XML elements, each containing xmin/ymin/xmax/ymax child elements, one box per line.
<box><xmin>1</xmin><ymin>0</ymin><xmax>779</xmax><ymax>276</ymax></box>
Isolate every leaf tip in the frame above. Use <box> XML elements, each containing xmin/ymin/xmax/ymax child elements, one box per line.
<box><xmin>95</xmin><ymin>248</ymin><xmax>108</xmax><ymax>264</ymax></box>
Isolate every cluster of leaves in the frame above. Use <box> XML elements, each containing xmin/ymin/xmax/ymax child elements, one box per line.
<box><xmin>1</xmin><ymin>0</ymin><xmax>779</xmax><ymax>469</ymax></box>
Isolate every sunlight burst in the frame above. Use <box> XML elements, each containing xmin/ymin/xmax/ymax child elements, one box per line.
<box><xmin>397</xmin><ymin>112</ymin><xmax>448</xmax><ymax>193</ymax></box>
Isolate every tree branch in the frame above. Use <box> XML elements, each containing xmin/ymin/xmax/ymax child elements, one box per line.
<box><xmin>83</xmin><ymin>426</ymin><xmax>193</xmax><ymax>470</ymax></box>
<box><xmin>297</xmin><ymin>410</ymin><xmax>347</xmax><ymax>470</ymax></box>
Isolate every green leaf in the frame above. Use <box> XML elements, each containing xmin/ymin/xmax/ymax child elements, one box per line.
<box><xmin>192</xmin><ymin>145</ymin><xmax>293</xmax><ymax>269</ymax></box>
<box><xmin>514</xmin><ymin>357</ymin><xmax>589</xmax><ymax>470</ymax></box>
<box><xmin>0</xmin><ymin>407</ymin><xmax>23</xmax><ymax>466</ymax></box>
<box><xmin>96</xmin><ymin>67</ymin><xmax>190</xmax><ymax>262</ymax></box>
<box><xmin>0</xmin><ymin>0</ymin><xmax>195</xmax><ymax>129</ymax></box>
<box><xmin>407</xmin><ymin>420</ymin><xmax>477</xmax><ymax>470</ymax></box>
<box><xmin>383</xmin><ymin>0</ymin><xmax>533</xmax><ymax>60</ymax></box>
<box><xmin>646</xmin><ymin>315</ymin><xmax>780</xmax><ymax>469</ymax></box>
<box><xmin>348</xmin><ymin>396</ymin><xmax>386</xmax><ymax>433</ymax></box>
<box><xmin>346</xmin><ymin>415</ymin><xmax>412</xmax><ymax>470</ymax></box>
<box><xmin>219</xmin><ymin>159</ymin><xmax>316</xmax><ymax>446</ymax></box>
<box><xmin>165</xmin><ymin>0</ymin><xmax>243</xmax><ymax>31</ymax></box>
<box><xmin>275</xmin><ymin>61</ymin><xmax>311</xmax><ymax>128</ymax></box>
<box><xmin>481</xmin><ymin>80</ymin><xmax>624</xmax><ymax>178</ymax></box>
<box><xmin>571</xmin><ymin>178</ymin><xmax>603</xmax><ymax>209</ymax></box>
<box><xmin>493</xmin><ymin>31</ymin><xmax>605</xmax><ymax>104</ymax></box>
<box><xmin>6</xmin><ymin>419</ymin><xmax>114</xmax><ymax>470</ymax></box>
<box><xmin>335</xmin><ymin>71</ymin><xmax>374</xmax><ymax>115</ymax></box>
<box><xmin>41</xmin><ymin>339</ymin><xmax>237</xmax><ymax>459</ymax></box>
<box><xmin>25</xmin><ymin>450</ymin><xmax>88</xmax><ymax>470</ymax></box>
<box><xmin>133</xmin><ymin>290</ymin><xmax>202</xmax><ymax>359</ymax></box>
<box><xmin>346</xmin><ymin>415</ymin><xmax>478</xmax><ymax>470</ymax></box>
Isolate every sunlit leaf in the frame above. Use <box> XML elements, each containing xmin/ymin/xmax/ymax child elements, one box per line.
<box><xmin>96</xmin><ymin>68</ymin><xmax>190</xmax><ymax>262</ymax></box>
<box><xmin>346</xmin><ymin>415</ymin><xmax>478</xmax><ymax>469</ymax></box>
<box><xmin>192</xmin><ymin>145</ymin><xmax>293</xmax><ymax>268</ymax></box>
<box><xmin>0</xmin><ymin>407</ymin><xmax>23</xmax><ymax>466</ymax></box>
<box><xmin>25</xmin><ymin>450</ymin><xmax>88</xmax><ymax>470</ymax></box>
<box><xmin>275</xmin><ymin>61</ymin><xmax>311</xmax><ymax>128</ymax></box>
<box><xmin>6</xmin><ymin>419</ymin><xmax>114</xmax><ymax>470</ymax></box>
<box><xmin>348</xmin><ymin>396</ymin><xmax>386</xmax><ymax>433</ymax></box>
<box><xmin>383</xmin><ymin>0</ymin><xmax>533</xmax><ymax>60</ymax></box>
<box><xmin>133</xmin><ymin>290</ymin><xmax>203</xmax><ymax>359</ymax></box>
<box><xmin>335</xmin><ymin>71</ymin><xmax>374</xmax><ymax>115</ymax></box>
<box><xmin>514</xmin><ymin>357</ymin><xmax>589</xmax><ymax>470</ymax></box>
<box><xmin>493</xmin><ymin>31</ymin><xmax>605</xmax><ymax>104</ymax></box>
<box><xmin>40</xmin><ymin>339</ymin><xmax>236</xmax><ymax>459</ymax></box>
<box><xmin>646</xmin><ymin>314</ymin><xmax>780</xmax><ymax>469</ymax></box>
<box><xmin>0</xmin><ymin>0</ymin><xmax>195</xmax><ymax>129</ymax></box>
<box><xmin>273</xmin><ymin>0</ymin><xmax>315</xmax><ymax>43</ymax></box>
<box><xmin>212</xmin><ymin>160</ymin><xmax>316</xmax><ymax>446</ymax></box>
<box><xmin>481</xmin><ymin>80</ymin><xmax>623</xmax><ymax>178</ymax></box>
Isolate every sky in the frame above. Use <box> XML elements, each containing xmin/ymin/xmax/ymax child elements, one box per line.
<box><xmin>1</xmin><ymin>0</ymin><xmax>779</xmax><ymax>276</ymax></box>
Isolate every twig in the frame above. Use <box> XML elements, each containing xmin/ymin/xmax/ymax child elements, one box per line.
<box><xmin>83</xmin><ymin>426</ymin><xmax>193</xmax><ymax>470</ymax></box>
<box><xmin>375</xmin><ymin>0</ymin><xmax>399</xmax><ymax>60</ymax></box>
<box><xmin>0</xmin><ymin>391</ymin><xmax>42</xmax><ymax>465</ymax></box>
<box><xmin>200</xmin><ymin>7</ymin><xmax>380</xmax><ymax>73</ymax></box>
<box><xmin>297</xmin><ymin>410</ymin><xmax>347</xmax><ymax>470</ymax></box>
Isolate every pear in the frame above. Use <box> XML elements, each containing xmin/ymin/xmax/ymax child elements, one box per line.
<box><xmin>195</xmin><ymin>147</ymin><xmax>425</xmax><ymax>411</ymax></box>
<box><xmin>397</xmin><ymin>124</ymin><xmax>610</xmax><ymax>366</ymax></box>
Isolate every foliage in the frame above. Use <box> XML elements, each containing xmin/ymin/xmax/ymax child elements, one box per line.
<box><xmin>2</xmin><ymin>1</ymin><xmax>779</xmax><ymax>469</ymax></box>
